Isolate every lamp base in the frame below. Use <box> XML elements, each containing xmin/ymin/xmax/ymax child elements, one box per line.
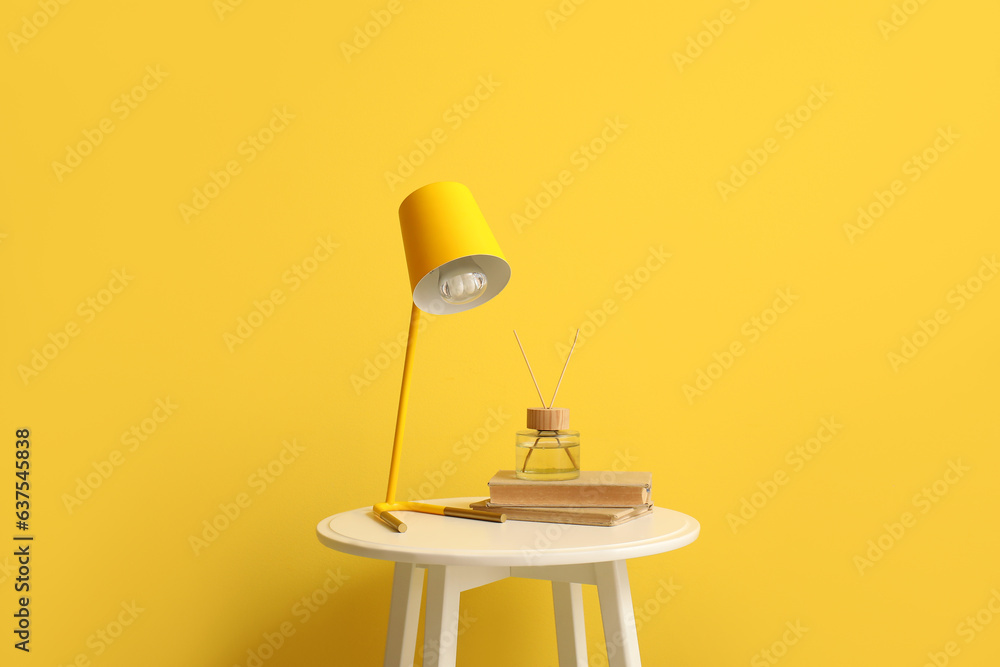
<box><xmin>373</xmin><ymin>501</ymin><xmax>506</xmax><ymax>533</ymax></box>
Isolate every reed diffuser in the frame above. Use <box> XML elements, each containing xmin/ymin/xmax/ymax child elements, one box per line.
<box><xmin>513</xmin><ymin>330</ymin><xmax>581</xmax><ymax>481</ymax></box>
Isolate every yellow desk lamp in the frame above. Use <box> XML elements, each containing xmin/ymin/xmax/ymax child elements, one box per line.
<box><xmin>373</xmin><ymin>182</ymin><xmax>511</xmax><ymax>532</ymax></box>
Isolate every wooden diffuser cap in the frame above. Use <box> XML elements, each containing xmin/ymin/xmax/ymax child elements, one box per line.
<box><xmin>527</xmin><ymin>407</ymin><xmax>569</xmax><ymax>431</ymax></box>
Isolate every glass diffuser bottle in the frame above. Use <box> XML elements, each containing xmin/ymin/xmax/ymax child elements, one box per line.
<box><xmin>512</xmin><ymin>329</ymin><xmax>582</xmax><ymax>481</ymax></box>
<box><xmin>516</xmin><ymin>407</ymin><xmax>580</xmax><ymax>480</ymax></box>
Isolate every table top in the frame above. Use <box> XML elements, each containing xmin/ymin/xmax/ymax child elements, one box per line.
<box><xmin>316</xmin><ymin>497</ymin><xmax>700</xmax><ymax>567</ymax></box>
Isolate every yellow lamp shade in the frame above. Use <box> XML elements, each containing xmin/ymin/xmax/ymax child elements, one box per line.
<box><xmin>399</xmin><ymin>182</ymin><xmax>511</xmax><ymax>314</ymax></box>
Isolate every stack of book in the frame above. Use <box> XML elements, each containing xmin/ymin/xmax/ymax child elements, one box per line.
<box><xmin>470</xmin><ymin>470</ymin><xmax>654</xmax><ymax>527</ymax></box>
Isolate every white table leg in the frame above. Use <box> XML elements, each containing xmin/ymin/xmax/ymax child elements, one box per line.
<box><xmin>595</xmin><ymin>560</ymin><xmax>641</xmax><ymax>667</ymax></box>
<box><xmin>552</xmin><ymin>580</ymin><xmax>587</xmax><ymax>666</ymax></box>
<box><xmin>423</xmin><ymin>565</ymin><xmax>464</xmax><ymax>667</ymax></box>
<box><xmin>421</xmin><ymin>565</ymin><xmax>509</xmax><ymax>667</ymax></box>
<box><xmin>384</xmin><ymin>562</ymin><xmax>425</xmax><ymax>667</ymax></box>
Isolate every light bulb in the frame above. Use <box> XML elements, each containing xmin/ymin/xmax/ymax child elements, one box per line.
<box><xmin>438</xmin><ymin>259</ymin><xmax>488</xmax><ymax>305</ymax></box>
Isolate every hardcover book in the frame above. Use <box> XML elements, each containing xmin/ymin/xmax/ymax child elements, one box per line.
<box><xmin>487</xmin><ymin>470</ymin><xmax>653</xmax><ymax>507</ymax></box>
<box><xmin>469</xmin><ymin>499</ymin><xmax>653</xmax><ymax>527</ymax></box>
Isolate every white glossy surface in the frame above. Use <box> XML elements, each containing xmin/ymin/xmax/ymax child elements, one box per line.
<box><xmin>316</xmin><ymin>497</ymin><xmax>700</xmax><ymax>567</ymax></box>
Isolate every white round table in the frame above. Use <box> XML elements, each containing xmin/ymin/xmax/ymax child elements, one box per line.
<box><xmin>317</xmin><ymin>498</ymin><xmax>699</xmax><ymax>666</ymax></box>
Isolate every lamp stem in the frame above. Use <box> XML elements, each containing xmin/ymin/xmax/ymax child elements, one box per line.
<box><xmin>385</xmin><ymin>302</ymin><xmax>421</xmax><ymax>505</ymax></box>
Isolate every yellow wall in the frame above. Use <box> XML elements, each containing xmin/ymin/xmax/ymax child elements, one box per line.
<box><xmin>4</xmin><ymin>0</ymin><xmax>999</xmax><ymax>665</ymax></box>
